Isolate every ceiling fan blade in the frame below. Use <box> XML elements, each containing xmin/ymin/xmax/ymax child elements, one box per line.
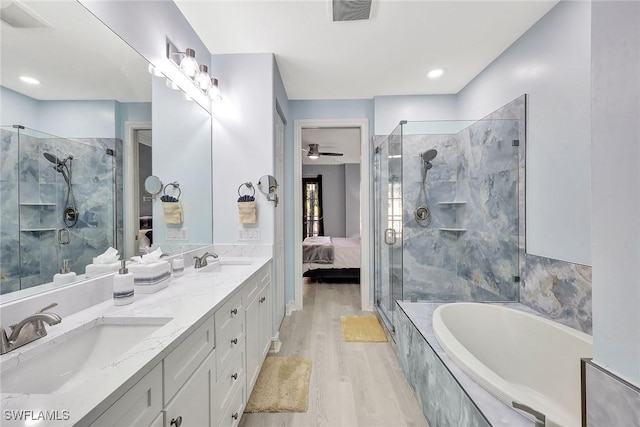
<box><xmin>320</xmin><ymin>152</ymin><xmax>344</xmax><ymax>156</ymax></box>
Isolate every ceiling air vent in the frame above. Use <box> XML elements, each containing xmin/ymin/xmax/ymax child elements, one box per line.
<box><xmin>332</xmin><ymin>0</ymin><xmax>372</xmax><ymax>22</ymax></box>
<box><xmin>0</xmin><ymin>2</ymin><xmax>49</xmax><ymax>28</ymax></box>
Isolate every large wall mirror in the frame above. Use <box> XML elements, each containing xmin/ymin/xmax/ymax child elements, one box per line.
<box><xmin>0</xmin><ymin>1</ymin><xmax>213</xmax><ymax>298</ymax></box>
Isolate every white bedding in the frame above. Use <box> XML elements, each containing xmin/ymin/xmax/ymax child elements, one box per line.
<box><xmin>303</xmin><ymin>237</ymin><xmax>361</xmax><ymax>271</ymax></box>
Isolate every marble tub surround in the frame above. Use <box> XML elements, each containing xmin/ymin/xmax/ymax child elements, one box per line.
<box><xmin>584</xmin><ymin>359</ymin><xmax>640</xmax><ymax>426</ymax></box>
<box><xmin>0</xmin><ymin>255</ymin><xmax>271</xmax><ymax>426</ymax></box>
<box><xmin>396</xmin><ymin>301</ymin><xmax>532</xmax><ymax>427</ymax></box>
<box><xmin>522</xmin><ymin>253</ymin><xmax>592</xmax><ymax>334</ymax></box>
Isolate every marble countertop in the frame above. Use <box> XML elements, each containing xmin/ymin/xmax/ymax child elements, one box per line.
<box><xmin>0</xmin><ymin>256</ymin><xmax>271</xmax><ymax>426</ymax></box>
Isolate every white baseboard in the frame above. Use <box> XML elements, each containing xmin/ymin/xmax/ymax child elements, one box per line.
<box><xmin>286</xmin><ymin>300</ymin><xmax>296</xmax><ymax>315</ymax></box>
<box><xmin>269</xmin><ymin>332</ymin><xmax>282</xmax><ymax>354</ymax></box>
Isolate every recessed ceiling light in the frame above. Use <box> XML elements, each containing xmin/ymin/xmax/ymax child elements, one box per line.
<box><xmin>427</xmin><ymin>69</ymin><xmax>444</xmax><ymax>79</ymax></box>
<box><xmin>19</xmin><ymin>76</ymin><xmax>40</xmax><ymax>85</ymax></box>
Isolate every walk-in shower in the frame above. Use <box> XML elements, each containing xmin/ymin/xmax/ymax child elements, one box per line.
<box><xmin>373</xmin><ymin>103</ymin><xmax>525</xmax><ymax>334</ymax></box>
<box><xmin>0</xmin><ymin>125</ymin><xmax>117</xmax><ymax>294</ymax></box>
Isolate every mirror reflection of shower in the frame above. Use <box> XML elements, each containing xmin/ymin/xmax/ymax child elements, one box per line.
<box><xmin>43</xmin><ymin>152</ymin><xmax>79</xmax><ymax>229</ymax></box>
<box><xmin>415</xmin><ymin>148</ymin><xmax>438</xmax><ymax>226</ymax></box>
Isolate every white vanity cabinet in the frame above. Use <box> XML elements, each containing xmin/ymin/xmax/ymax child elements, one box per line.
<box><xmin>89</xmin><ymin>260</ymin><xmax>272</xmax><ymax>427</ymax></box>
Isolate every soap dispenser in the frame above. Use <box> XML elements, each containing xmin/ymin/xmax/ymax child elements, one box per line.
<box><xmin>53</xmin><ymin>259</ymin><xmax>76</xmax><ymax>286</ymax></box>
<box><xmin>113</xmin><ymin>260</ymin><xmax>134</xmax><ymax>305</ymax></box>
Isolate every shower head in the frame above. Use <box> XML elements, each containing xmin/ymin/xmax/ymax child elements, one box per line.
<box><xmin>43</xmin><ymin>152</ymin><xmax>63</xmax><ymax>166</ymax></box>
<box><xmin>421</xmin><ymin>149</ymin><xmax>438</xmax><ymax>163</ymax></box>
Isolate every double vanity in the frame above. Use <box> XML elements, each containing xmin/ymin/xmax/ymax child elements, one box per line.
<box><xmin>0</xmin><ymin>255</ymin><xmax>273</xmax><ymax>427</ymax></box>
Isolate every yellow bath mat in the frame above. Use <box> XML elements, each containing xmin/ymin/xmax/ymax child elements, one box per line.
<box><xmin>245</xmin><ymin>356</ymin><xmax>312</xmax><ymax>413</ymax></box>
<box><xmin>340</xmin><ymin>315</ymin><xmax>388</xmax><ymax>342</ymax></box>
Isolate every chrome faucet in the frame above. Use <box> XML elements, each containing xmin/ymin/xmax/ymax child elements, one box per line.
<box><xmin>194</xmin><ymin>252</ymin><xmax>219</xmax><ymax>268</ymax></box>
<box><xmin>0</xmin><ymin>303</ymin><xmax>62</xmax><ymax>355</ymax></box>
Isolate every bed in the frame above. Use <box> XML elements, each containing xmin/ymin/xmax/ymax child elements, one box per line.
<box><xmin>302</xmin><ymin>236</ymin><xmax>361</xmax><ymax>282</ymax></box>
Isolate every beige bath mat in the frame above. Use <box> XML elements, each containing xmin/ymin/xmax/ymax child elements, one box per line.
<box><xmin>340</xmin><ymin>315</ymin><xmax>388</xmax><ymax>342</ymax></box>
<box><xmin>245</xmin><ymin>356</ymin><xmax>312</xmax><ymax>413</ymax></box>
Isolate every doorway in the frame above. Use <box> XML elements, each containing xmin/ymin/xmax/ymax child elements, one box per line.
<box><xmin>293</xmin><ymin>119</ymin><xmax>371</xmax><ymax>312</ymax></box>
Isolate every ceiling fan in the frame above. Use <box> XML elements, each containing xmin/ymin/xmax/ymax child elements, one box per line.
<box><xmin>306</xmin><ymin>143</ymin><xmax>344</xmax><ymax>159</ymax></box>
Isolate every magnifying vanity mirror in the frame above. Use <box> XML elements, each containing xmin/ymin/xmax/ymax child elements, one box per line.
<box><xmin>0</xmin><ymin>1</ymin><xmax>213</xmax><ymax>298</ymax></box>
<box><xmin>257</xmin><ymin>175</ymin><xmax>279</xmax><ymax>206</ymax></box>
<box><xmin>144</xmin><ymin>176</ymin><xmax>163</xmax><ymax>195</ymax></box>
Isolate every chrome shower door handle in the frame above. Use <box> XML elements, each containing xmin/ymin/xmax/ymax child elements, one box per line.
<box><xmin>384</xmin><ymin>228</ymin><xmax>397</xmax><ymax>245</ymax></box>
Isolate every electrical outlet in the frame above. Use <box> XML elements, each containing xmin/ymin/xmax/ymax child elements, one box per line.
<box><xmin>238</xmin><ymin>228</ymin><xmax>260</xmax><ymax>241</ymax></box>
<box><xmin>166</xmin><ymin>228</ymin><xmax>188</xmax><ymax>241</ymax></box>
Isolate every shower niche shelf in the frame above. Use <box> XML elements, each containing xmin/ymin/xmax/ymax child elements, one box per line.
<box><xmin>437</xmin><ymin>201</ymin><xmax>467</xmax><ymax>206</ymax></box>
<box><xmin>20</xmin><ymin>202</ymin><xmax>56</xmax><ymax>207</ymax></box>
<box><xmin>438</xmin><ymin>228</ymin><xmax>467</xmax><ymax>233</ymax></box>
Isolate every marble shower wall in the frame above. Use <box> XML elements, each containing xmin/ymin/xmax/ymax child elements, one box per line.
<box><xmin>402</xmin><ymin>96</ymin><xmax>525</xmax><ymax>302</ymax></box>
<box><xmin>584</xmin><ymin>360</ymin><xmax>640</xmax><ymax>426</ymax></box>
<box><xmin>0</xmin><ymin>128</ymin><xmax>121</xmax><ymax>294</ymax></box>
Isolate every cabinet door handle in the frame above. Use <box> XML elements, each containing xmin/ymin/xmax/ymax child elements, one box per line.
<box><xmin>231</xmin><ymin>337</ymin><xmax>238</xmax><ymax>345</ymax></box>
<box><xmin>231</xmin><ymin>308</ymin><xmax>238</xmax><ymax>316</ymax></box>
<box><xmin>232</xmin><ymin>413</ymin><xmax>239</xmax><ymax>420</ymax></box>
<box><xmin>171</xmin><ymin>416</ymin><xmax>183</xmax><ymax>427</ymax></box>
<box><xmin>231</xmin><ymin>372</ymin><xmax>238</xmax><ymax>380</ymax></box>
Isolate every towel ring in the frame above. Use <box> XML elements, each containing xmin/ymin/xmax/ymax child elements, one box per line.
<box><xmin>238</xmin><ymin>182</ymin><xmax>255</xmax><ymax>198</ymax></box>
<box><xmin>163</xmin><ymin>182</ymin><xmax>181</xmax><ymax>200</ymax></box>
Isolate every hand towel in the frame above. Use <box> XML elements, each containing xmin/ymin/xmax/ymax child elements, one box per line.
<box><xmin>162</xmin><ymin>201</ymin><xmax>184</xmax><ymax>224</ymax></box>
<box><xmin>238</xmin><ymin>201</ymin><xmax>257</xmax><ymax>224</ymax></box>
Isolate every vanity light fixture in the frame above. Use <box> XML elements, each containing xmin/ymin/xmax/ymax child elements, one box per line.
<box><xmin>166</xmin><ymin>39</ymin><xmax>222</xmax><ymax>104</ymax></box>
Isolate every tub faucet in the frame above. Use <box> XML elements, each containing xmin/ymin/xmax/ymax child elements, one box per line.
<box><xmin>194</xmin><ymin>252</ymin><xmax>219</xmax><ymax>269</ymax></box>
<box><xmin>512</xmin><ymin>401</ymin><xmax>546</xmax><ymax>427</ymax></box>
<box><xmin>0</xmin><ymin>303</ymin><xmax>62</xmax><ymax>355</ymax></box>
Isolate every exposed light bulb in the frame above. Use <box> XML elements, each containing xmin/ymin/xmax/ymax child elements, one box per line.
<box><xmin>195</xmin><ymin>65</ymin><xmax>211</xmax><ymax>91</ymax></box>
<box><xmin>208</xmin><ymin>78</ymin><xmax>222</xmax><ymax>101</ymax></box>
<box><xmin>147</xmin><ymin>64</ymin><xmax>163</xmax><ymax>77</ymax></box>
<box><xmin>179</xmin><ymin>48</ymin><xmax>199</xmax><ymax>78</ymax></box>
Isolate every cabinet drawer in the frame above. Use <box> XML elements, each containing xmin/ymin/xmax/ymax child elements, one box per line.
<box><xmin>91</xmin><ymin>363</ymin><xmax>162</xmax><ymax>427</ymax></box>
<box><xmin>258</xmin><ymin>266</ymin><xmax>270</xmax><ymax>289</ymax></box>
<box><xmin>213</xmin><ymin>346</ymin><xmax>245</xmax><ymax>416</ymax></box>
<box><xmin>216</xmin><ymin>317</ymin><xmax>244</xmax><ymax>379</ymax></box>
<box><xmin>164</xmin><ymin>315</ymin><xmax>215</xmax><ymax>404</ymax></box>
<box><xmin>217</xmin><ymin>379</ymin><xmax>245</xmax><ymax>427</ymax></box>
<box><xmin>215</xmin><ymin>291</ymin><xmax>243</xmax><ymax>338</ymax></box>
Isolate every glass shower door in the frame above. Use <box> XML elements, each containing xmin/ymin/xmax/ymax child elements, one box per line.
<box><xmin>374</xmin><ymin>125</ymin><xmax>403</xmax><ymax>333</ymax></box>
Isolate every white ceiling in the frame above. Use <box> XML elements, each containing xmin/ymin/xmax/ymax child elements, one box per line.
<box><xmin>176</xmin><ymin>0</ymin><xmax>558</xmax><ymax>100</ymax></box>
<box><xmin>0</xmin><ymin>1</ymin><xmax>150</xmax><ymax>102</ymax></box>
<box><xmin>302</xmin><ymin>127</ymin><xmax>361</xmax><ymax>165</ymax></box>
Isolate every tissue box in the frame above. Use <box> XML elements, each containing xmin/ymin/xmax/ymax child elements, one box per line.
<box><xmin>85</xmin><ymin>261</ymin><xmax>121</xmax><ymax>278</ymax></box>
<box><xmin>92</xmin><ymin>255</ymin><xmax>119</xmax><ymax>265</ymax></box>
<box><xmin>128</xmin><ymin>260</ymin><xmax>171</xmax><ymax>294</ymax></box>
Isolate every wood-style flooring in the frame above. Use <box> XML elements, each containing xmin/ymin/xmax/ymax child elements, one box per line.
<box><xmin>239</xmin><ymin>280</ymin><xmax>429</xmax><ymax>427</ymax></box>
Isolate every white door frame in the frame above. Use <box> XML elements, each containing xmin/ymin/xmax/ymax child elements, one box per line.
<box><xmin>123</xmin><ymin>121</ymin><xmax>152</xmax><ymax>258</ymax></box>
<box><xmin>294</xmin><ymin>118</ymin><xmax>371</xmax><ymax>312</ymax></box>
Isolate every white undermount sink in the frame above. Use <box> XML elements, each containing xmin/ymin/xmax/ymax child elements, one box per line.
<box><xmin>0</xmin><ymin>317</ymin><xmax>171</xmax><ymax>394</ymax></box>
<box><xmin>195</xmin><ymin>259</ymin><xmax>253</xmax><ymax>274</ymax></box>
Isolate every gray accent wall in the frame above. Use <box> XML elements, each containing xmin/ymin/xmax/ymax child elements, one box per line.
<box><xmin>344</xmin><ymin>163</ymin><xmax>360</xmax><ymax>237</ymax></box>
<box><xmin>585</xmin><ymin>360</ymin><xmax>640</xmax><ymax>426</ymax></box>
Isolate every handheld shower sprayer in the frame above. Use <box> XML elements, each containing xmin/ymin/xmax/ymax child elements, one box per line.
<box><xmin>415</xmin><ymin>148</ymin><xmax>438</xmax><ymax>226</ymax></box>
<box><xmin>43</xmin><ymin>152</ymin><xmax>78</xmax><ymax>228</ymax></box>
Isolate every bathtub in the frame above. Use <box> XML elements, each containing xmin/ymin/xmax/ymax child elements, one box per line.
<box><xmin>433</xmin><ymin>303</ymin><xmax>592</xmax><ymax>427</ymax></box>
